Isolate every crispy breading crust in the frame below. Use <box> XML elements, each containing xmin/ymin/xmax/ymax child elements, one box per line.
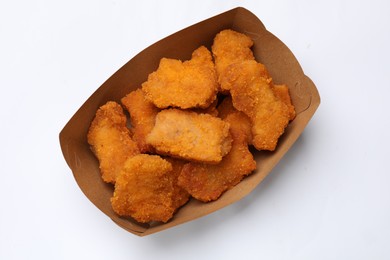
<box><xmin>212</xmin><ymin>29</ymin><xmax>255</xmax><ymax>85</ymax></box>
<box><xmin>178</xmin><ymin>110</ymin><xmax>256</xmax><ymax>202</ymax></box>
<box><xmin>220</xmin><ymin>60</ymin><xmax>290</xmax><ymax>151</ymax></box>
<box><xmin>87</xmin><ymin>101</ymin><xmax>140</xmax><ymax>183</ymax></box>
<box><xmin>142</xmin><ymin>46</ymin><xmax>218</xmax><ymax>109</ymax></box>
<box><xmin>121</xmin><ymin>89</ymin><xmax>160</xmax><ymax>153</ymax></box>
<box><xmin>217</xmin><ymin>96</ymin><xmax>253</xmax><ymax>144</ymax></box>
<box><xmin>146</xmin><ymin>109</ymin><xmax>232</xmax><ymax>164</ymax></box>
<box><xmin>219</xmin><ymin>59</ymin><xmax>270</xmax><ymax>92</ymax></box>
<box><xmin>164</xmin><ymin>157</ymin><xmax>190</xmax><ymax>209</ymax></box>
<box><xmin>216</xmin><ymin>95</ymin><xmax>236</xmax><ymax>119</ymax></box>
<box><xmin>190</xmin><ymin>99</ymin><xmax>219</xmax><ymax>117</ymax></box>
<box><xmin>111</xmin><ymin>154</ymin><xmax>175</xmax><ymax>223</ymax></box>
<box><xmin>272</xmin><ymin>84</ymin><xmax>296</xmax><ymax>121</ymax></box>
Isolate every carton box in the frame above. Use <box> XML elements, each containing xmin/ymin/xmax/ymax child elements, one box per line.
<box><xmin>59</xmin><ymin>7</ymin><xmax>320</xmax><ymax>236</ymax></box>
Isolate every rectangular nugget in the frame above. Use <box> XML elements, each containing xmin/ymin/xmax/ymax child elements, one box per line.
<box><xmin>146</xmin><ymin>109</ymin><xmax>232</xmax><ymax>164</ymax></box>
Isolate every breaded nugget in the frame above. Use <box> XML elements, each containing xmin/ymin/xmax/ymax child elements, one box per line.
<box><xmin>111</xmin><ymin>154</ymin><xmax>175</xmax><ymax>223</ymax></box>
<box><xmin>219</xmin><ymin>58</ymin><xmax>270</xmax><ymax>92</ymax></box>
<box><xmin>87</xmin><ymin>101</ymin><xmax>140</xmax><ymax>183</ymax></box>
<box><xmin>272</xmin><ymin>84</ymin><xmax>296</xmax><ymax>121</ymax></box>
<box><xmin>146</xmin><ymin>109</ymin><xmax>232</xmax><ymax>164</ymax></box>
<box><xmin>212</xmin><ymin>29</ymin><xmax>255</xmax><ymax>83</ymax></box>
<box><xmin>178</xmin><ymin>111</ymin><xmax>256</xmax><ymax>202</ymax></box>
<box><xmin>142</xmin><ymin>46</ymin><xmax>218</xmax><ymax>109</ymax></box>
<box><xmin>164</xmin><ymin>157</ymin><xmax>190</xmax><ymax>209</ymax></box>
<box><xmin>217</xmin><ymin>96</ymin><xmax>252</xmax><ymax>144</ymax></box>
<box><xmin>121</xmin><ymin>89</ymin><xmax>160</xmax><ymax>153</ymax></box>
<box><xmin>220</xmin><ymin>60</ymin><xmax>290</xmax><ymax>151</ymax></box>
<box><xmin>191</xmin><ymin>99</ymin><xmax>219</xmax><ymax>117</ymax></box>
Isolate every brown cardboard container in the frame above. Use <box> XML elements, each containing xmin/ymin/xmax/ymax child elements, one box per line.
<box><xmin>59</xmin><ymin>7</ymin><xmax>320</xmax><ymax>236</ymax></box>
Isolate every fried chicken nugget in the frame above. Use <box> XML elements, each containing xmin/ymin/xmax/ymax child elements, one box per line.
<box><xmin>164</xmin><ymin>157</ymin><xmax>190</xmax><ymax>209</ymax></box>
<box><xmin>191</xmin><ymin>99</ymin><xmax>219</xmax><ymax>117</ymax></box>
<box><xmin>87</xmin><ymin>101</ymin><xmax>140</xmax><ymax>184</ymax></box>
<box><xmin>217</xmin><ymin>96</ymin><xmax>252</xmax><ymax>144</ymax></box>
<box><xmin>111</xmin><ymin>154</ymin><xmax>175</xmax><ymax>223</ymax></box>
<box><xmin>142</xmin><ymin>46</ymin><xmax>218</xmax><ymax>109</ymax></box>
<box><xmin>146</xmin><ymin>109</ymin><xmax>232</xmax><ymax>164</ymax></box>
<box><xmin>212</xmin><ymin>29</ymin><xmax>256</xmax><ymax>84</ymax></box>
<box><xmin>220</xmin><ymin>60</ymin><xmax>290</xmax><ymax>151</ymax></box>
<box><xmin>178</xmin><ymin>109</ymin><xmax>256</xmax><ymax>202</ymax></box>
<box><xmin>272</xmin><ymin>84</ymin><xmax>296</xmax><ymax>121</ymax></box>
<box><xmin>121</xmin><ymin>89</ymin><xmax>160</xmax><ymax>153</ymax></box>
<box><xmin>219</xmin><ymin>59</ymin><xmax>270</xmax><ymax>92</ymax></box>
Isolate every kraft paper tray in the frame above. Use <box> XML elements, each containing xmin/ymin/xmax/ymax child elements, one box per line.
<box><xmin>60</xmin><ymin>7</ymin><xmax>320</xmax><ymax>236</ymax></box>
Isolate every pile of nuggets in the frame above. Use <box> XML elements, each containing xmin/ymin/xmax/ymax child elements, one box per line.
<box><xmin>87</xmin><ymin>29</ymin><xmax>296</xmax><ymax>223</ymax></box>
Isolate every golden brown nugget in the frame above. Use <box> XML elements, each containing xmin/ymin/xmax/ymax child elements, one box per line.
<box><xmin>220</xmin><ymin>60</ymin><xmax>290</xmax><ymax>151</ymax></box>
<box><xmin>216</xmin><ymin>96</ymin><xmax>236</xmax><ymax>119</ymax></box>
<box><xmin>87</xmin><ymin>101</ymin><xmax>140</xmax><ymax>184</ymax></box>
<box><xmin>272</xmin><ymin>84</ymin><xmax>296</xmax><ymax>121</ymax></box>
<box><xmin>111</xmin><ymin>154</ymin><xmax>175</xmax><ymax>223</ymax></box>
<box><xmin>191</xmin><ymin>99</ymin><xmax>219</xmax><ymax>117</ymax></box>
<box><xmin>219</xmin><ymin>59</ymin><xmax>270</xmax><ymax>92</ymax></box>
<box><xmin>212</xmin><ymin>29</ymin><xmax>255</xmax><ymax>83</ymax></box>
<box><xmin>178</xmin><ymin>111</ymin><xmax>256</xmax><ymax>202</ymax></box>
<box><xmin>121</xmin><ymin>89</ymin><xmax>160</xmax><ymax>153</ymax></box>
<box><xmin>146</xmin><ymin>109</ymin><xmax>232</xmax><ymax>164</ymax></box>
<box><xmin>164</xmin><ymin>157</ymin><xmax>190</xmax><ymax>209</ymax></box>
<box><xmin>217</xmin><ymin>96</ymin><xmax>252</xmax><ymax>144</ymax></box>
<box><xmin>142</xmin><ymin>46</ymin><xmax>218</xmax><ymax>109</ymax></box>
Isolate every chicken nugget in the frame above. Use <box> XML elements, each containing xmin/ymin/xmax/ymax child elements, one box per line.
<box><xmin>220</xmin><ymin>60</ymin><xmax>290</xmax><ymax>151</ymax></box>
<box><xmin>190</xmin><ymin>99</ymin><xmax>219</xmax><ymax>117</ymax></box>
<box><xmin>216</xmin><ymin>96</ymin><xmax>236</xmax><ymax>119</ymax></box>
<box><xmin>219</xmin><ymin>57</ymin><xmax>270</xmax><ymax>93</ymax></box>
<box><xmin>87</xmin><ymin>101</ymin><xmax>140</xmax><ymax>183</ymax></box>
<box><xmin>178</xmin><ymin>111</ymin><xmax>256</xmax><ymax>202</ymax></box>
<box><xmin>164</xmin><ymin>157</ymin><xmax>190</xmax><ymax>209</ymax></box>
<box><xmin>272</xmin><ymin>84</ymin><xmax>296</xmax><ymax>121</ymax></box>
<box><xmin>217</xmin><ymin>96</ymin><xmax>252</xmax><ymax>144</ymax></box>
<box><xmin>121</xmin><ymin>89</ymin><xmax>160</xmax><ymax>153</ymax></box>
<box><xmin>142</xmin><ymin>46</ymin><xmax>218</xmax><ymax>109</ymax></box>
<box><xmin>212</xmin><ymin>29</ymin><xmax>256</xmax><ymax>84</ymax></box>
<box><xmin>146</xmin><ymin>109</ymin><xmax>232</xmax><ymax>164</ymax></box>
<box><xmin>111</xmin><ymin>154</ymin><xmax>175</xmax><ymax>223</ymax></box>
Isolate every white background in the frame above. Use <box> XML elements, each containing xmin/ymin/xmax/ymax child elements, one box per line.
<box><xmin>1</xmin><ymin>0</ymin><xmax>389</xmax><ymax>259</ymax></box>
